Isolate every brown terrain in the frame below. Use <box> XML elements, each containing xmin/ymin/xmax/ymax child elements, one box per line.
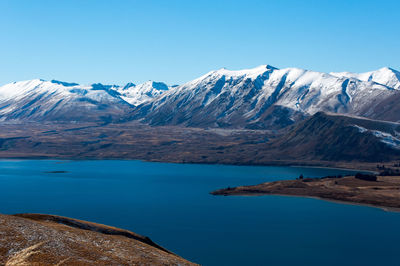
<box><xmin>0</xmin><ymin>116</ymin><xmax>398</xmax><ymax>172</ymax></box>
<box><xmin>0</xmin><ymin>121</ymin><xmax>276</xmax><ymax>164</ymax></box>
<box><xmin>0</xmin><ymin>213</ymin><xmax>197</xmax><ymax>266</ymax></box>
<box><xmin>211</xmin><ymin>175</ymin><xmax>400</xmax><ymax>211</ymax></box>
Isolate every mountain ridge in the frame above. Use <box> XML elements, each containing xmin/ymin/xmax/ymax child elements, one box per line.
<box><xmin>0</xmin><ymin>79</ymin><xmax>170</xmax><ymax>123</ymax></box>
<box><xmin>1</xmin><ymin>65</ymin><xmax>399</xmax><ymax>128</ymax></box>
<box><xmin>132</xmin><ymin>65</ymin><xmax>400</xmax><ymax>129</ymax></box>
<box><xmin>267</xmin><ymin>111</ymin><xmax>400</xmax><ymax>162</ymax></box>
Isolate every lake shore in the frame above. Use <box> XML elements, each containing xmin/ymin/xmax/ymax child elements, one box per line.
<box><xmin>0</xmin><ymin>155</ymin><xmax>381</xmax><ymax>173</ymax></box>
<box><xmin>211</xmin><ymin>175</ymin><xmax>400</xmax><ymax>211</ymax></box>
<box><xmin>0</xmin><ymin>121</ymin><xmax>394</xmax><ymax>173</ymax></box>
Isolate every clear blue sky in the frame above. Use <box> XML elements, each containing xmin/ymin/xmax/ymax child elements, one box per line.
<box><xmin>0</xmin><ymin>0</ymin><xmax>399</xmax><ymax>86</ymax></box>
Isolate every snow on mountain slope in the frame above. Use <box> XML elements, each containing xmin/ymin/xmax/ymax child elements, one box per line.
<box><xmin>1</xmin><ymin>65</ymin><xmax>399</xmax><ymax>127</ymax></box>
<box><xmin>354</xmin><ymin>125</ymin><xmax>400</xmax><ymax>149</ymax></box>
<box><xmin>0</xmin><ymin>79</ymin><xmax>131</xmax><ymax>122</ymax></box>
<box><xmin>268</xmin><ymin>112</ymin><xmax>400</xmax><ymax>161</ymax></box>
<box><xmin>331</xmin><ymin>67</ymin><xmax>400</xmax><ymax>90</ymax></box>
<box><xmin>117</xmin><ymin>81</ymin><xmax>170</xmax><ymax>106</ymax></box>
<box><xmin>133</xmin><ymin>65</ymin><xmax>400</xmax><ymax>129</ymax></box>
<box><xmin>0</xmin><ymin>79</ymin><xmax>171</xmax><ymax>122</ymax></box>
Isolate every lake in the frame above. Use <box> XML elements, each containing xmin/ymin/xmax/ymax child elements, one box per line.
<box><xmin>0</xmin><ymin>160</ymin><xmax>399</xmax><ymax>266</ymax></box>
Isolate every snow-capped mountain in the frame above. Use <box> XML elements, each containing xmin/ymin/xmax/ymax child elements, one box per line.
<box><xmin>1</xmin><ymin>65</ymin><xmax>399</xmax><ymax>127</ymax></box>
<box><xmin>330</xmin><ymin>67</ymin><xmax>400</xmax><ymax>90</ymax></box>
<box><xmin>0</xmin><ymin>79</ymin><xmax>131</xmax><ymax>122</ymax></box>
<box><xmin>133</xmin><ymin>65</ymin><xmax>400</xmax><ymax>129</ymax></box>
<box><xmin>117</xmin><ymin>81</ymin><xmax>170</xmax><ymax>106</ymax></box>
<box><xmin>0</xmin><ymin>79</ymin><xmax>170</xmax><ymax>122</ymax></box>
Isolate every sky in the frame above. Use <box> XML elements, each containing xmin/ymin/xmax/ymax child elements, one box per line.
<box><xmin>0</xmin><ymin>0</ymin><xmax>399</xmax><ymax>86</ymax></box>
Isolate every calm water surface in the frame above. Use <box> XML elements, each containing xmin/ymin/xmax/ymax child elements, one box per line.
<box><xmin>0</xmin><ymin>160</ymin><xmax>399</xmax><ymax>266</ymax></box>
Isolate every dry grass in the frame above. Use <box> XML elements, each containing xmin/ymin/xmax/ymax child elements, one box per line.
<box><xmin>5</xmin><ymin>242</ymin><xmax>45</xmax><ymax>266</ymax></box>
<box><xmin>0</xmin><ymin>214</ymin><xmax>197</xmax><ymax>266</ymax></box>
<box><xmin>212</xmin><ymin>176</ymin><xmax>400</xmax><ymax>210</ymax></box>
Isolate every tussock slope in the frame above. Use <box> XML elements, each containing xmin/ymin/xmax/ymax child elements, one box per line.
<box><xmin>0</xmin><ymin>213</ymin><xmax>196</xmax><ymax>266</ymax></box>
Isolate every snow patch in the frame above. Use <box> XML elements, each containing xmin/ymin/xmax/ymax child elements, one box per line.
<box><xmin>352</xmin><ymin>125</ymin><xmax>400</xmax><ymax>149</ymax></box>
<box><xmin>372</xmin><ymin>130</ymin><xmax>400</xmax><ymax>149</ymax></box>
<box><xmin>117</xmin><ymin>81</ymin><xmax>170</xmax><ymax>106</ymax></box>
<box><xmin>353</xmin><ymin>125</ymin><xmax>368</xmax><ymax>133</ymax></box>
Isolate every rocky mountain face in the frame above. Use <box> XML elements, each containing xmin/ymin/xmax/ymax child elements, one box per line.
<box><xmin>0</xmin><ymin>65</ymin><xmax>399</xmax><ymax>128</ymax></box>
<box><xmin>133</xmin><ymin>65</ymin><xmax>400</xmax><ymax>129</ymax></box>
<box><xmin>1</xmin><ymin>65</ymin><xmax>400</xmax><ymax>163</ymax></box>
<box><xmin>0</xmin><ymin>79</ymin><xmax>169</xmax><ymax>123</ymax></box>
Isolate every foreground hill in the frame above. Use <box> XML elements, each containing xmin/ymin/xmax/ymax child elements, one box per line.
<box><xmin>0</xmin><ymin>213</ymin><xmax>196</xmax><ymax>265</ymax></box>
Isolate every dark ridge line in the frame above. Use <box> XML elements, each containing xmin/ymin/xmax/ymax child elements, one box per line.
<box><xmin>13</xmin><ymin>213</ymin><xmax>174</xmax><ymax>255</ymax></box>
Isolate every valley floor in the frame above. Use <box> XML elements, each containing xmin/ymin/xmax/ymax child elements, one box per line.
<box><xmin>0</xmin><ymin>121</ymin><xmax>391</xmax><ymax>172</ymax></box>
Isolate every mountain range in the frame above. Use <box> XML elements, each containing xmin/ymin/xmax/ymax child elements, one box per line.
<box><xmin>1</xmin><ymin>65</ymin><xmax>399</xmax><ymax>164</ymax></box>
<box><xmin>132</xmin><ymin>65</ymin><xmax>400</xmax><ymax>129</ymax></box>
<box><xmin>1</xmin><ymin>65</ymin><xmax>399</xmax><ymax>127</ymax></box>
<box><xmin>0</xmin><ymin>79</ymin><xmax>171</xmax><ymax>122</ymax></box>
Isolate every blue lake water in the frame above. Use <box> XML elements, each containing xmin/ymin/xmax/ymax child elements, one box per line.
<box><xmin>0</xmin><ymin>160</ymin><xmax>399</xmax><ymax>266</ymax></box>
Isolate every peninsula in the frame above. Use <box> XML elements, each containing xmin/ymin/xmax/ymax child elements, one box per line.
<box><xmin>211</xmin><ymin>175</ymin><xmax>400</xmax><ymax>211</ymax></box>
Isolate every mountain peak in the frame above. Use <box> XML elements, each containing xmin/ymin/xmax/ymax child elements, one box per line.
<box><xmin>122</xmin><ymin>82</ymin><xmax>136</xmax><ymax>90</ymax></box>
<box><xmin>133</xmin><ymin>81</ymin><xmax>169</xmax><ymax>91</ymax></box>
<box><xmin>211</xmin><ymin>64</ymin><xmax>278</xmax><ymax>79</ymax></box>
<box><xmin>149</xmin><ymin>81</ymin><xmax>169</xmax><ymax>91</ymax></box>
<box><xmin>371</xmin><ymin>67</ymin><xmax>400</xmax><ymax>77</ymax></box>
<box><xmin>365</xmin><ymin>67</ymin><xmax>400</xmax><ymax>89</ymax></box>
<box><xmin>50</xmin><ymin>80</ymin><xmax>79</xmax><ymax>87</ymax></box>
<box><xmin>330</xmin><ymin>67</ymin><xmax>400</xmax><ymax>90</ymax></box>
<box><xmin>91</xmin><ymin>83</ymin><xmax>119</xmax><ymax>91</ymax></box>
<box><xmin>117</xmin><ymin>80</ymin><xmax>169</xmax><ymax>106</ymax></box>
<box><xmin>379</xmin><ymin>66</ymin><xmax>399</xmax><ymax>73</ymax></box>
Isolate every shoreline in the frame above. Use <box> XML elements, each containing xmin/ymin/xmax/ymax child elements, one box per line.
<box><xmin>0</xmin><ymin>156</ymin><xmax>378</xmax><ymax>173</ymax></box>
<box><xmin>238</xmin><ymin>192</ymin><xmax>400</xmax><ymax>213</ymax></box>
<box><xmin>211</xmin><ymin>175</ymin><xmax>400</xmax><ymax>212</ymax></box>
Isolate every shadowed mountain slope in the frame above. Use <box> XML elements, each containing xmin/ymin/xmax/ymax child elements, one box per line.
<box><xmin>268</xmin><ymin>112</ymin><xmax>400</xmax><ymax>162</ymax></box>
